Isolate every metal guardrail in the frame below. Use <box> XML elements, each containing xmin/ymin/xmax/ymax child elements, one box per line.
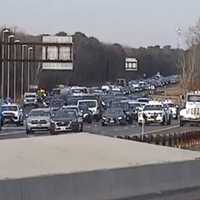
<box><xmin>116</xmin><ymin>131</ymin><xmax>200</xmax><ymax>149</ymax></box>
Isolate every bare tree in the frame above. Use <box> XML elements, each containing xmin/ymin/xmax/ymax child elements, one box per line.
<box><xmin>180</xmin><ymin>18</ymin><xmax>200</xmax><ymax>92</ymax></box>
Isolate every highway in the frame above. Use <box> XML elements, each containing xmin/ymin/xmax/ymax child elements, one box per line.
<box><xmin>1</xmin><ymin>119</ymin><xmax>200</xmax><ymax>140</ymax></box>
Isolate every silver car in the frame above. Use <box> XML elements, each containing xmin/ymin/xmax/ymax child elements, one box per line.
<box><xmin>26</xmin><ymin>108</ymin><xmax>50</xmax><ymax>134</ymax></box>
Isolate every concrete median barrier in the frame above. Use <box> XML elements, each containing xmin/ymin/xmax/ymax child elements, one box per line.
<box><xmin>0</xmin><ymin>133</ymin><xmax>200</xmax><ymax>199</ymax></box>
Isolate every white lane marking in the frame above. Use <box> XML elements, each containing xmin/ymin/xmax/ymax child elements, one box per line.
<box><xmin>0</xmin><ymin>131</ymin><xmax>25</xmax><ymax>136</ymax></box>
<box><xmin>2</xmin><ymin>127</ymin><xmax>25</xmax><ymax>131</ymax></box>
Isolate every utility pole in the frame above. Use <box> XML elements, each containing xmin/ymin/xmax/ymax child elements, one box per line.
<box><xmin>1</xmin><ymin>29</ymin><xmax>9</xmax><ymax>98</ymax></box>
<box><xmin>7</xmin><ymin>35</ymin><xmax>14</xmax><ymax>98</ymax></box>
<box><xmin>14</xmin><ymin>40</ymin><xmax>20</xmax><ymax>102</ymax></box>
<box><xmin>21</xmin><ymin>45</ymin><xmax>27</xmax><ymax>98</ymax></box>
<box><xmin>27</xmin><ymin>47</ymin><xmax>33</xmax><ymax>92</ymax></box>
<box><xmin>176</xmin><ymin>27</ymin><xmax>182</xmax><ymax>49</ymax></box>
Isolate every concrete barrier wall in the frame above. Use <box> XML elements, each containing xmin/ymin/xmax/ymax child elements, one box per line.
<box><xmin>1</xmin><ymin>160</ymin><xmax>200</xmax><ymax>200</ymax></box>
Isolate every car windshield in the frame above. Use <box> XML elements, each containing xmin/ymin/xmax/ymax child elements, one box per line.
<box><xmin>138</xmin><ymin>99</ymin><xmax>149</xmax><ymax>103</ymax></box>
<box><xmin>106</xmin><ymin>109</ymin><xmax>124</xmax><ymax>116</ymax></box>
<box><xmin>166</xmin><ymin>103</ymin><xmax>175</xmax><ymax>107</ymax></box>
<box><xmin>25</xmin><ymin>95</ymin><xmax>36</xmax><ymax>98</ymax></box>
<box><xmin>67</xmin><ymin>98</ymin><xmax>79</xmax><ymax>106</ymax></box>
<box><xmin>111</xmin><ymin>102</ymin><xmax>129</xmax><ymax>110</ymax></box>
<box><xmin>144</xmin><ymin>105</ymin><xmax>162</xmax><ymax>111</ymax></box>
<box><xmin>78</xmin><ymin>101</ymin><xmax>96</xmax><ymax>108</ymax></box>
<box><xmin>187</xmin><ymin>95</ymin><xmax>200</xmax><ymax>102</ymax></box>
<box><xmin>1</xmin><ymin>106</ymin><xmax>18</xmax><ymax>111</ymax></box>
<box><xmin>30</xmin><ymin>110</ymin><xmax>50</xmax><ymax>117</ymax></box>
<box><xmin>54</xmin><ymin>111</ymin><xmax>76</xmax><ymax>119</ymax></box>
<box><xmin>129</xmin><ymin>103</ymin><xmax>141</xmax><ymax>109</ymax></box>
<box><xmin>50</xmin><ymin>100</ymin><xmax>64</xmax><ymax>107</ymax></box>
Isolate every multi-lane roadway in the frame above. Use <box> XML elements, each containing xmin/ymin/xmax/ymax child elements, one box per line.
<box><xmin>1</xmin><ymin>119</ymin><xmax>200</xmax><ymax>140</ymax></box>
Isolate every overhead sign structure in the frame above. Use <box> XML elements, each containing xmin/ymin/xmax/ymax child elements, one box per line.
<box><xmin>125</xmin><ymin>58</ymin><xmax>138</xmax><ymax>71</ymax></box>
<box><xmin>42</xmin><ymin>36</ymin><xmax>73</xmax><ymax>70</ymax></box>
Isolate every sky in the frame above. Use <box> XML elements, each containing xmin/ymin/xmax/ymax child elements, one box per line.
<box><xmin>0</xmin><ymin>0</ymin><xmax>200</xmax><ymax>48</ymax></box>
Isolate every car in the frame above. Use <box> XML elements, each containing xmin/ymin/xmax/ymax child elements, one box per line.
<box><xmin>77</xmin><ymin>103</ymin><xmax>93</xmax><ymax>123</ymax></box>
<box><xmin>138</xmin><ymin>101</ymin><xmax>171</xmax><ymax>125</ymax></box>
<box><xmin>1</xmin><ymin>103</ymin><xmax>24</xmax><ymax>126</ymax></box>
<box><xmin>77</xmin><ymin>99</ymin><xmax>101</xmax><ymax>121</ymax></box>
<box><xmin>102</xmin><ymin>108</ymin><xmax>128</xmax><ymax>126</ymax></box>
<box><xmin>25</xmin><ymin>108</ymin><xmax>51</xmax><ymax>134</ymax></box>
<box><xmin>23</xmin><ymin>92</ymin><xmax>38</xmax><ymax>107</ymax></box>
<box><xmin>128</xmin><ymin>101</ymin><xmax>143</xmax><ymax>121</ymax></box>
<box><xmin>49</xmin><ymin>98</ymin><xmax>65</xmax><ymax>111</ymax></box>
<box><xmin>50</xmin><ymin>109</ymin><xmax>83</xmax><ymax>135</ymax></box>
<box><xmin>62</xmin><ymin>105</ymin><xmax>82</xmax><ymax>117</ymax></box>
<box><xmin>163</xmin><ymin>100</ymin><xmax>179</xmax><ymax>119</ymax></box>
<box><xmin>136</xmin><ymin>97</ymin><xmax>150</xmax><ymax>106</ymax></box>
<box><xmin>110</xmin><ymin>101</ymin><xmax>133</xmax><ymax>124</ymax></box>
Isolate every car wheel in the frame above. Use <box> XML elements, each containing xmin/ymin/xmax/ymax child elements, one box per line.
<box><xmin>50</xmin><ymin>129</ymin><xmax>56</xmax><ymax>135</ymax></box>
<box><xmin>167</xmin><ymin>117</ymin><xmax>171</xmax><ymax>125</ymax></box>
<box><xmin>26</xmin><ymin>129</ymin><xmax>32</xmax><ymax>135</ymax></box>
<box><xmin>20</xmin><ymin>120</ymin><xmax>24</xmax><ymax>126</ymax></box>
<box><xmin>128</xmin><ymin>118</ymin><xmax>133</xmax><ymax>125</ymax></box>
<box><xmin>88</xmin><ymin>118</ymin><xmax>92</xmax><ymax>124</ymax></box>
<box><xmin>95</xmin><ymin>115</ymin><xmax>100</xmax><ymax>122</ymax></box>
<box><xmin>17</xmin><ymin>122</ymin><xmax>21</xmax><ymax>127</ymax></box>
<box><xmin>73</xmin><ymin>126</ymin><xmax>80</xmax><ymax>133</ymax></box>
<box><xmin>180</xmin><ymin>120</ymin><xmax>184</xmax><ymax>127</ymax></box>
<box><xmin>161</xmin><ymin>117</ymin><xmax>166</xmax><ymax>125</ymax></box>
<box><xmin>80</xmin><ymin>124</ymin><xmax>83</xmax><ymax>132</ymax></box>
<box><xmin>102</xmin><ymin>122</ymin><xmax>106</xmax><ymax>126</ymax></box>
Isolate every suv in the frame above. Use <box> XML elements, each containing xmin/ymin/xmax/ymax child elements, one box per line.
<box><xmin>180</xmin><ymin>91</ymin><xmax>200</xmax><ymax>126</ymax></box>
<box><xmin>50</xmin><ymin>109</ymin><xmax>83</xmax><ymax>135</ymax></box>
<box><xmin>138</xmin><ymin>101</ymin><xmax>171</xmax><ymax>125</ymax></box>
<box><xmin>25</xmin><ymin>108</ymin><xmax>51</xmax><ymax>134</ymax></box>
<box><xmin>1</xmin><ymin>103</ymin><xmax>24</xmax><ymax>126</ymax></box>
<box><xmin>23</xmin><ymin>92</ymin><xmax>38</xmax><ymax>107</ymax></box>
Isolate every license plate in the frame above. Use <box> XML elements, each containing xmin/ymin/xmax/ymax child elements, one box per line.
<box><xmin>110</xmin><ymin>120</ymin><xmax>114</xmax><ymax>123</ymax></box>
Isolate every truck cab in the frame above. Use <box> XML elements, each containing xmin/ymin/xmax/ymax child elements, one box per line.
<box><xmin>180</xmin><ymin>91</ymin><xmax>200</xmax><ymax>126</ymax></box>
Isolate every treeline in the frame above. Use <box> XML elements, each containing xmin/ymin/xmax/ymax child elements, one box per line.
<box><xmin>40</xmin><ymin>32</ymin><xmax>182</xmax><ymax>89</ymax></box>
<box><xmin>1</xmin><ymin>29</ymin><xmax>182</xmax><ymax>90</ymax></box>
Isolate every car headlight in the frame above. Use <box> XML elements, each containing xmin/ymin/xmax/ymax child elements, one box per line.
<box><xmin>50</xmin><ymin>120</ymin><xmax>56</xmax><ymax>124</ymax></box>
<box><xmin>83</xmin><ymin>113</ymin><xmax>88</xmax><ymax>118</ymax></box>
<box><xmin>118</xmin><ymin>117</ymin><xmax>122</xmax><ymax>120</ymax></box>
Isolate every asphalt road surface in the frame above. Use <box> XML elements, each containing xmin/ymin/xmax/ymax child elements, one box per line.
<box><xmin>1</xmin><ymin>119</ymin><xmax>200</xmax><ymax>140</ymax></box>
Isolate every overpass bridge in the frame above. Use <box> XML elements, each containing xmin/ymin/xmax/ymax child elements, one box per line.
<box><xmin>0</xmin><ymin>133</ymin><xmax>200</xmax><ymax>200</ymax></box>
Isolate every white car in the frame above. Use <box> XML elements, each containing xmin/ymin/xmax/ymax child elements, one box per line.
<box><xmin>180</xmin><ymin>91</ymin><xmax>200</xmax><ymax>126</ymax></box>
<box><xmin>26</xmin><ymin>108</ymin><xmax>51</xmax><ymax>134</ymax></box>
<box><xmin>23</xmin><ymin>92</ymin><xmax>38</xmax><ymax>107</ymax></box>
<box><xmin>138</xmin><ymin>101</ymin><xmax>171</xmax><ymax>125</ymax></box>
<box><xmin>1</xmin><ymin>103</ymin><xmax>24</xmax><ymax>126</ymax></box>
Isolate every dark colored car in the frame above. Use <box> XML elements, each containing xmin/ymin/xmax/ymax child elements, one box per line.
<box><xmin>50</xmin><ymin>109</ymin><xmax>83</xmax><ymax>135</ymax></box>
<box><xmin>102</xmin><ymin>108</ymin><xmax>128</xmax><ymax>126</ymax></box>
<box><xmin>49</xmin><ymin>98</ymin><xmax>65</xmax><ymax>111</ymax></box>
<box><xmin>110</xmin><ymin>101</ymin><xmax>133</xmax><ymax>124</ymax></box>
